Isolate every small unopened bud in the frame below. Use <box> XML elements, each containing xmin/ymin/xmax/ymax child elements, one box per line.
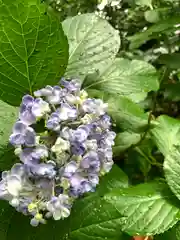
<box><xmin>28</xmin><ymin>203</ymin><xmax>37</xmax><ymax>212</ymax></box>
<box><xmin>35</xmin><ymin>213</ymin><xmax>43</xmax><ymax>221</ymax></box>
<box><xmin>61</xmin><ymin>178</ymin><xmax>70</xmax><ymax>190</ymax></box>
<box><xmin>14</xmin><ymin>147</ymin><xmax>22</xmax><ymax>156</ymax></box>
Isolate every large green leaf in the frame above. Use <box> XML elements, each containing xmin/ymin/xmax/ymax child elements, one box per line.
<box><xmin>84</xmin><ymin>58</ymin><xmax>159</xmax><ymax>102</ymax></box>
<box><xmin>96</xmin><ymin>164</ymin><xmax>129</xmax><ymax>193</ymax></box>
<box><xmin>0</xmin><ymin>201</ymin><xmax>69</xmax><ymax>240</ymax></box>
<box><xmin>0</xmin><ymin>101</ymin><xmax>18</xmax><ymax>170</ymax></box>
<box><xmin>151</xmin><ymin>115</ymin><xmax>180</xmax><ymax>156</ymax></box>
<box><xmin>105</xmin><ymin>180</ymin><xmax>180</xmax><ymax>236</ymax></box>
<box><xmin>62</xmin><ymin>13</ymin><xmax>120</xmax><ymax>80</ymax></box>
<box><xmin>0</xmin><ymin>0</ymin><xmax>68</xmax><ymax>105</ymax></box>
<box><xmin>64</xmin><ymin>166</ymin><xmax>128</xmax><ymax>240</ymax></box>
<box><xmin>0</xmin><ymin>165</ymin><xmax>129</xmax><ymax>240</ymax></box>
<box><xmin>164</xmin><ymin>146</ymin><xmax>180</xmax><ymax>201</ymax></box>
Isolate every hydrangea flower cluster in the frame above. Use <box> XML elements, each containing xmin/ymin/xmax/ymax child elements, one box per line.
<box><xmin>0</xmin><ymin>78</ymin><xmax>116</xmax><ymax>226</ymax></box>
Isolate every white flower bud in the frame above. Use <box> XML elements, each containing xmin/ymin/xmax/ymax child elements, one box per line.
<box><xmin>51</xmin><ymin>137</ymin><xmax>70</xmax><ymax>154</ymax></box>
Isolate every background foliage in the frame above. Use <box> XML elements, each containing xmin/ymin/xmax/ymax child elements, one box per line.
<box><xmin>0</xmin><ymin>0</ymin><xmax>180</xmax><ymax>239</ymax></box>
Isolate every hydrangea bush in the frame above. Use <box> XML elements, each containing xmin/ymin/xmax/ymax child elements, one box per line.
<box><xmin>0</xmin><ymin>78</ymin><xmax>115</xmax><ymax>226</ymax></box>
<box><xmin>0</xmin><ymin>0</ymin><xmax>180</xmax><ymax>240</ymax></box>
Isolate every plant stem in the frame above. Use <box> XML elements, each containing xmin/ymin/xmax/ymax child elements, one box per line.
<box><xmin>132</xmin><ymin>66</ymin><xmax>169</xmax><ymax>149</ymax></box>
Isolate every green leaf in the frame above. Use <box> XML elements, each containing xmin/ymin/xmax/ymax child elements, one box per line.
<box><xmin>163</xmin><ymin>82</ymin><xmax>180</xmax><ymax>102</ymax></box>
<box><xmin>87</xmin><ymin>89</ymin><xmax>154</xmax><ymax>133</ymax></box>
<box><xmin>151</xmin><ymin>115</ymin><xmax>180</xmax><ymax>156</ymax></box>
<box><xmin>124</xmin><ymin>137</ymin><xmax>156</xmax><ymax>183</ymax></box>
<box><xmin>107</xmin><ymin>95</ymin><xmax>151</xmax><ymax>133</ymax></box>
<box><xmin>84</xmin><ymin>58</ymin><xmax>159</xmax><ymax>102</ymax></box>
<box><xmin>113</xmin><ymin>131</ymin><xmax>141</xmax><ymax>156</ymax></box>
<box><xmin>158</xmin><ymin>53</ymin><xmax>180</xmax><ymax>69</ymax></box>
<box><xmin>128</xmin><ymin>148</ymin><xmax>152</xmax><ymax>178</ymax></box>
<box><xmin>135</xmin><ymin>0</ymin><xmax>152</xmax><ymax>7</ymax></box>
<box><xmin>65</xmin><ymin>166</ymin><xmax>128</xmax><ymax>240</ymax></box>
<box><xmin>0</xmin><ymin>201</ymin><xmax>69</xmax><ymax>240</ymax></box>
<box><xmin>144</xmin><ymin>10</ymin><xmax>160</xmax><ymax>23</ymax></box>
<box><xmin>170</xmin><ymin>0</ymin><xmax>179</xmax><ymax>1</ymax></box>
<box><xmin>0</xmin><ymin>100</ymin><xmax>18</xmax><ymax>170</ymax></box>
<box><xmin>97</xmin><ymin>164</ymin><xmax>129</xmax><ymax>193</ymax></box>
<box><xmin>62</xmin><ymin>13</ymin><xmax>120</xmax><ymax>81</ymax></box>
<box><xmin>132</xmin><ymin>138</ymin><xmax>155</xmax><ymax>176</ymax></box>
<box><xmin>177</xmin><ymin>225</ymin><xmax>180</xmax><ymax>239</ymax></box>
<box><xmin>0</xmin><ymin>165</ymin><xmax>129</xmax><ymax>240</ymax></box>
<box><xmin>154</xmin><ymin>223</ymin><xmax>180</xmax><ymax>240</ymax></box>
<box><xmin>105</xmin><ymin>180</ymin><xmax>180</xmax><ymax>236</ymax></box>
<box><xmin>164</xmin><ymin>146</ymin><xmax>180</xmax><ymax>201</ymax></box>
<box><xmin>0</xmin><ymin>201</ymin><xmax>16</xmax><ymax>239</ymax></box>
<box><xmin>0</xmin><ymin>146</ymin><xmax>18</xmax><ymax>171</ymax></box>
<box><xmin>0</xmin><ymin>0</ymin><xmax>68</xmax><ymax>105</ymax></box>
<box><xmin>128</xmin><ymin>16</ymin><xmax>180</xmax><ymax>49</ymax></box>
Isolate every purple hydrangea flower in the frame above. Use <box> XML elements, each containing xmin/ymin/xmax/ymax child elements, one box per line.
<box><xmin>71</xmin><ymin>141</ymin><xmax>85</xmax><ymax>156</ymax></box>
<box><xmin>69</xmin><ymin>174</ymin><xmax>93</xmax><ymax>197</ymax></box>
<box><xmin>82</xmin><ymin>98</ymin><xmax>108</xmax><ymax>116</ymax></box>
<box><xmin>72</xmin><ymin>125</ymin><xmax>91</xmax><ymax>142</ymax></box>
<box><xmin>57</xmin><ymin>103</ymin><xmax>77</xmax><ymax>121</ymax></box>
<box><xmin>65</xmin><ymin>93</ymin><xmax>78</xmax><ymax>105</ymax></box>
<box><xmin>46</xmin><ymin>86</ymin><xmax>62</xmax><ymax>104</ymax></box>
<box><xmin>20</xmin><ymin>146</ymin><xmax>48</xmax><ymax>164</ymax></box>
<box><xmin>98</xmin><ymin>114</ymin><xmax>111</xmax><ymax>129</ymax></box>
<box><xmin>19</xmin><ymin>95</ymin><xmax>36</xmax><ymax>125</ymax></box>
<box><xmin>88</xmin><ymin>173</ymin><xmax>99</xmax><ymax>188</ymax></box>
<box><xmin>30</xmin><ymin>216</ymin><xmax>46</xmax><ymax>227</ymax></box>
<box><xmin>60</xmin><ymin>127</ymin><xmax>73</xmax><ymax>140</ymax></box>
<box><xmin>34</xmin><ymin>85</ymin><xmax>53</xmax><ymax>97</ymax></box>
<box><xmin>34</xmin><ymin>85</ymin><xmax>68</xmax><ymax>105</ymax></box>
<box><xmin>46</xmin><ymin>195</ymin><xmax>71</xmax><ymax>220</ymax></box>
<box><xmin>63</xmin><ymin>161</ymin><xmax>78</xmax><ymax>178</ymax></box>
<box><xmin>9</xmin><ymin>121</ymin><xmax>36</xmax><ymax>147</ymax></box>
<box><xmin>46</xmin><ymin>112</ymin><xmax>60</xmax><ymax>131</ymax></box>
<box><xmin>0</xmin><ymin>163</ymin><xmax>33</xmax><ymax>202</ymax></box>
<box><xmin>98</xmin><ymin>148</ymin><xmax>114</xmax><ymax>173</ymax></box>
<box><xmin>20</xmin><ymin>148</ymin><xmax>38</xmax><ymax>164</ymax></box>
<box><xmin>60</xmin><ymin>78</ymin><xmax>81</xmax><ymax>92</ymax></box>
<box><xmin>100</xmin><ymin>130</ymin><xmax>116</xmax><ymax>148</ymax></box>
<box><xmin>1</xmin><ymin>77</ymin><xmax>115</xmax><ymax>226</ymax></box>
<box><xmin>27</xmin><ymin>163</ymin><xmax>56</xmax><ymax>179</ymax></box>
<box><xmin>80</xmin><ymin>151</ymin><xmax>100</xmax><ymax>173</ymax></box>
<box><xmin>31</xmin><ymin>98</ymin><xmax>50</xmax><ymax>118</ymax></box>
<box><xmin>19</xmin><ymin>95</ymin><xmax>50</xmax><ymax>125</ymax></box>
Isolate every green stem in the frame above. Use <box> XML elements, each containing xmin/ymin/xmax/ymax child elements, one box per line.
<box><xmin>136</xmin><ymin>147</ymin><xmax>162</xmax><ymax>167</ymax></box>
<box><xmin>132</xmin><ymin>66</ymin><xmax>169</xmax><ymax>150</ymax></box>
